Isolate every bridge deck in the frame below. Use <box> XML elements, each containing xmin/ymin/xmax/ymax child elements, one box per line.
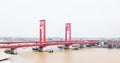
<box><xmin>0</xmin><ymin>40</ymin><xmax>99</xmax><ymax>48</ymax></box>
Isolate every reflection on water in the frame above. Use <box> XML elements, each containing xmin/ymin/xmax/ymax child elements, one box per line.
<box><xmin>18</xmin><ymin>48</ymin><xmax>120</xmax><ymax>63</ymax></box>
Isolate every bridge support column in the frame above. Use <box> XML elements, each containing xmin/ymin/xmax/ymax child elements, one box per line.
<box><xmin>91</xmin><ymin>43</ymin><xmax>96</xmax><ymax>46</ymax></box>
<box><xmin>86</xmin><ymin>44</ymin><xmax>92</xmax><ymax>47</ymax></box>
<box><xmin>10</xmin><ymin>48</ymin><xmax>15</xmax><ymax>54</ymax></box>
<box><xmin>38</xmin><ymin>46</ymin><xmax>44</xmax><ymax>52</ymax></box>
<box><xmin>32</xmin><ymin>46</ymin><xmax>44</xmax><ymax>52</ymax></box>
<box><xmin>64</xmin><ymin>45</ymin><xmax>69</xmax><ymax>49</ymax></box>
<box><xmin>4</xmin><ymin>48</ymin><xmax>17</xmax><ymax>55</ymax></box>
<box><xmin>79</xmin><ymin>44</ymin><xmax>84</xmax><ymax>48</ymax></box>
<box><xmin>40</xmin><ymin>19</ymin><xmax>46</xmax><ymax>44</ymax></box>
<box><xmin>64</xmin><ymin>23</ymin><xmax>71</xmax><ymax>49</ymax></box>
<box><xmin>107</xmin><ymin>44</ymin><xmax>112</xmax><ymax>48</ymax></box>
<box><xmin>65</xmin><ymin>23</ymin><xmax>71</xmax><ymax>42</ymax></box>
<box><xmin>33</xmin><ymin>19</ymin><xmax>46</xmax><ymax>52</ymax></box>
<box><xmin>57</xmin><ymin>46</ymin><xmax>64</xmax><ymax>49</ymax></box>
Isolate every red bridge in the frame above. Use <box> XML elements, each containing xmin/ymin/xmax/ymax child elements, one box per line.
<box><xmin>0</xmin><ymin>19</ymin><xmax>99</xmax><ymax>54</ymax></box>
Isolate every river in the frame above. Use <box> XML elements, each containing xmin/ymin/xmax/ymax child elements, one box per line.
<box><xmin>19</xmin><ymin>47</ymin><xmax>120</xmax><ymax>63</ymax></box>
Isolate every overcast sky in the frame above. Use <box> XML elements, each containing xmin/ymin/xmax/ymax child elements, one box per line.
<box><xmin>0</xmin><ymin>0</ymin><xmax>120</xmax><ymax>38</ymax></box>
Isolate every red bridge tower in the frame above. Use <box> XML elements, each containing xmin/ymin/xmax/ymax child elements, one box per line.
<box><xmin>65</xmin><ymin>23</ymin><xmax>71</xmax><ymax>42</ymax></box>
<box><xmin>40</xmin><ymin>19</ymin><xmax>46</xmax><ymax>44</ymax></box>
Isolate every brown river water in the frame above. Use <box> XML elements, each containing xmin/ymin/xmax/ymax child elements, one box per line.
<box><xmin>1</xmin><ymin>47</ymin><xmax>120</xmax><ymax>63</ymax></box>
<box><xmin>17</xmin><ymin>47</ymin><xmax>120</xmax><ymax>63</ymax></box>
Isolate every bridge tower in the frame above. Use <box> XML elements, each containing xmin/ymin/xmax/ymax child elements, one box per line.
<box><xmin>40</xmin><ymin>19</ymin><xmax>46</xmax><ymax>44</ymax></box>
<box><xmin>64</xmin><ymin>23</ymin><xmax>71</xmax><ymax>49</ymax></box>
<box><xmin>33</xmin><ymin>19</ymin><xmax>46</xmax><ymax>52</ymax></box>
<box><xmin>65</xmin><ymin>23</ymin><xmax>71</xmax><ymax>42</ymax></box>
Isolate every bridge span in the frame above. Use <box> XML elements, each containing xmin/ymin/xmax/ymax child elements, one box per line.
<box><xmin>0</xmin><ymin>19</ymin><xmax>99</xmax><ymax>54</ymax></box>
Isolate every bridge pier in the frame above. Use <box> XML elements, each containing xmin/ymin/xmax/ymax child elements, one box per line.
<box><xmin>107</xmin><ymin>44</ymin><xmax>112</xmax><ymax>48</ymax></box>
<box><xmin>38</xmin><ymin>46</ymin><xmax>44</xmax><ymax>52</ymax></box>
<box><xmin>4</xmin><ymin>48</ymin><xmax>17</xmax><ymax>55</ymax></box>
<box><xmin>91</xmin><ymin>43</ymin><xmax>96</xmax><ymax>46</ymax></box>
<box><xmin>86</xmin><ymin>44</ymin><xmax>92</xmax><ymax>47</ymax></box>
<box><xmin>64</xmin><ymin>45</ymin><xmax>69</xmax><ymax>49</ymax></box>
<box><xmin>32</xmin><ymin>46</ymin><xmax>44</xmax><ymax>52</ymax></box>
<box><xmin>57</xmin><ymin>46</ymin><xmax>64</xmax><ymax>49</ymax></box>
<box><xmin>79</xmin><ymin>44</ymin><xmax>84</xmax><ymax>48</ymax></box>
<box><xmin>47</xmin><ymin>48</ymin><xmax>54</xmax><ymax>53</ymax></box>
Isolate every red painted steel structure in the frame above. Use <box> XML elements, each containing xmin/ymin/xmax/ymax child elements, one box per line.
<box><xmin>0</xmin><ymin>41</ymin><xmax>99</xmax><ymax>48</ymax></box>
<box><xmin>65</xmin><ymin>23</ymin><xmax>71</xmax><ymax>42</ymax></box>
<box><xmin>0</xmin><ymin>19</ymin><xmax>99</xmax><ymax>49</ymax></box>
<box><xmin>40</xmin><ymin>19</ymin><xmax>46</xmax><ymax>44</ymax></box>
